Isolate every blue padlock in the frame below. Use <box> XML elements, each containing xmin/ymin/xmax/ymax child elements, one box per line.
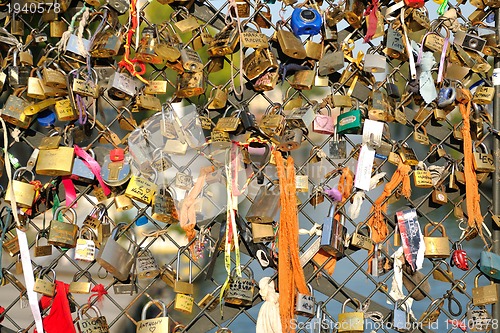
<box><xmin>290</xmin><ymin>7</ymin><xmax>322</xmax><ymax>36</ymax></box>
<box><xmin>437</xmin><ymin>87</ymin><xmax>456</xmax><ymax>108</ymax></box>
<box><xmin>37</xmin><ymin>110</ymin><xmax>56</xmax><ymax>127</ymax></box>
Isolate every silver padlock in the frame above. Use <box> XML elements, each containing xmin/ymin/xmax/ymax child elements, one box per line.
<box><xmin>295</xmin><ymin>284</ymin><xmax>315</xmax><ymax>317</ymax></box>
<box><xmin>393</xmin><ymin>300</ymin><xmax>409</xmax><ymax>331</ymax></box>
<box><xmin>278</xmin><ymin>127</ymin><xmax>307</xmax><ymax>151</ymax></box>
<box><xmin>318</xmin><ymin>44</ymin><xmax>345</xmax><ymax>76</ymax></box>
<box><xmin>95</xmin><ymin>223</ymin><xmax>137</xmax><ymax>281</ymax></box>
<box><xmin>107</xmin><ymin>72</ymin><xmax>139</xmax><ymax>100</ymax></box>
<box><xmin>175</xmin><ymin>168</ymin><xmax>194</xmax><ymax>190</ymax></box>
<box><xmin>364</xmin><ymin>47</ymin><xmax>386</xmax><ymax>73</ymax></box>
<box><xmin>136</xmin><ymin>248</ymin><xmax>160</xmax><ymax>279</ymax></box>
<box><xmin>76</xmin><ymin>304</ymin><xmax>109</xmax><ymax>333</ymax></box>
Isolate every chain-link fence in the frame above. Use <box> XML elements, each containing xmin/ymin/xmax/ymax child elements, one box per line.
<box><xmin>0</xmin><ymin>0</ymin><xmax>498</xmax><ymax>332</ymax></box>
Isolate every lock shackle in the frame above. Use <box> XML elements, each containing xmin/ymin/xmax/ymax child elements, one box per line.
<box><xmin>395</xmin><ymin>299</ymin><xmax>408</xmax><ymax>312</ymax></box>
<box><xmin>73</xmin><ymin>269</ymin><xmax>92</xmax><ymax>282</ymax></box>
<box><xmin>315</xmin><ymin>301</ymin><xmax>324</xmax><ymax>318</ymax></box>
<box><xmin>264</xmin><ymin>102</ymin><xmax>283</xmax><ymax>115</ymax></box>
<box><xmin>474</xmin><ymin>273</ymin><xmax>494</xmax><ymax>287</ymax></box>
<box><xmin>170</xmin><ymin>6</ymin><xmax>190</xmax><ymax>22</ymax></box>
<box><xmin>354</xmin><ymin>222</ymin><xmax>372</xmax><ymax>236</ymax></box>
<box><xmin>424</xmin><ymin>222</ymin><xmax>446</xmax><ymax>237</ymax></box>
<box><xmin>13</xmin><ymin>167</ymin><xmax>35</xmax><ymax>182</ymax></box>
<box><xmin>434</xmin><ymin>259</ymin><xmax>452</xmax><ymax>274</ymax></box>
<box><xmin>327</xmin><ymin>204</ymin><xmax>335</xmax><ymax>218</ymax></box>
<box><xmin>416</xmin><ymin>161</ymin><xmax>429</xmax><ymax>171</ymax></box>
<box><xmin>230</xmin><ymin>266</ymin><xmax>254</xmax><ymax>280</ymax></box>
<box><xmin>341</xmin><ymin>297</ymin><xmax>362</xmax><ymax>312</ymax></box>
<box><xmin>141</xmin><ymin>299</ymin><xmax>167</xmax><ymax>320</ymax></box>
<box><xmin>37</xmin><ymin>267</ymin><xmax>56</xmax><ymax>281</ymax></box>
<box><xmin>111</xmin><ymin>222</ymin><xmax>136</xmax><ymax>243</ymax></box>
<box><xmin>78</xmin><ymin>226</ymin><xmax>97</xmax><ymax>240</ymax></box>
<box><xmin>241</xmin><ymin>19</ymin><xmax>262</xmax><ymax>33</ymax></box>
<box><xmin>176</xmin><ymin>246</ymin><xmax>193</xmax><ymax>283</ymax></box>
<box><xmin>53</xmin><ymin>207</ymin><xmax>77</xmax><ymax>224</ymax></box>
<box><xmin>78</xmin><ymin>304</ymin><xmax>101</xmax><ymax>319</ymax></box>
<box><xmin>215</xmin><ymin>329</ymin><xmax>232</xmax><ymax>333</ymax></box>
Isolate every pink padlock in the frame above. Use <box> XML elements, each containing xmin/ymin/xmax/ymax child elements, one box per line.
<box><xmin>312</xmin><ymin>105</ymin><xmax>334</xmax><ymax>135</ymax></box>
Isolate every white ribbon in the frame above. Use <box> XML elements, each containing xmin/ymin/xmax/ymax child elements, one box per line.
<box><xmin>388</xmin><ymin>247</ymin><xmax>416</xmax><ymax>320</ymax></box>
<box><xmin>256</xmin><ymin>277</ymin><xmax>282</xmax><ymax>333</ymax></box>
<box><xmin>299</xmin><ymin>223</ymin><xmax>322</xmax><ymax>237</ymax></box>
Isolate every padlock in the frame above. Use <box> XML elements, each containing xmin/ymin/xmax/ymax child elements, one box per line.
<box><xmin>338</xmin><ymin>298</ymin><xmax>364</xmax><ymax>333</ymax></box>
<box><xmin>305</xmin><ymin>40</ymin><xmax>323</xmax><ymax>60</ymax></box>
<box><xmin>54</xmin><ymin>98</ymin><xmax>77</xmax><ymax>121</ymax></box>
<box><xmin>344</xmin><ymin>0</ymin><xmax>365</xmax><ymax>28</ymax></box>
<box><xmin>384</xmin><ymin>25</ymin><xmax>407</xmax><ymax>60</ymax></box>
<box><xmin>295</xmin><ymin>284</ymin><xmax>315</xmax><ymax>317</ymax></box>
<box><xmin>8</xmin><ymin>49</ymin><xmax>30</xmax><ymax>88</ymax></box>
<box><xmin>125</xmin><ymin>174</ymin><xmax>158</xmax><ymax>205</ymax></box>
<box><xmin>251</xmin><ymin>222</ymin><xmax>275</xmax><ymax>243</ymax></box>
<box><xmin>36</xmin><ymin>146</ymin><xmax>75</xmax><ymax>176</ymax></box>
<box><xmin>174</xmin><ymin>248</ymin><xmax>195</xmax><ymax>314</ymax></box>
<box><xmin>113</xmin><ymin>273</ymin><xmax>138</xmax><ymax>295</ymax></box>
<box><xmin>42</xmin><ymin>66</ymin><xmax>66</xmax><ymax>89</ymax></box>
<box><xmin>431</xmin><ymin>185</ymin><xmax>448</xmax><ymax>205</ymax></box>
<box><xmin>295</xmin><ymin>174</ymin><xmax>309</xmax><ymax>193</ymax></box>
<box><xmin>253</xmin><ymin>70</ymin><xmax>279</xmax><ymax>91</ymax></box>
<box><xmin>349</xmin><ymin>224</ymin><xmax>374</xmax><ymax>251</ymax></box>
<box><xmin>207</xmin><ymin>86</ymin><xmax>228</xmax><ymax>110</ymax></box>
<box><xmin>243</xmin><ymin>48</ymin><xmax>279</xmax><ymax>81</ymax></box>
<box><xmin>71</xmin><ymin>148</ymin><xmax>96</xmax><ymax>184</ymax></box>
<box><xmin>180</xmin><ymin>47</ymin><xmax>204</xmax><ymax>72</ymax></box>
<box><xmin>473</xmin><ymin>143</ymin><xmax>495</xmax><ymax>173</ymax></box>
<box><xmin>34</xmin><ymin>231</ymin><xmax>53</xmax><ymax>257</ymax></box>
<box><xmin>260</xmin><ymin>104</ymin><xmax>286</xmax><ymax>142</ymax></box>
<box><xmin>48</xmin><ymin>207</ymin><xmax>79</xmax><ymax>248</ymax></box>
<box><xmin>413</xmin><ymin>162</ymin><xmax>433</xmax><ymax>188</ymax></box>
<box><xmin>1</xmin><ymin>228</ymin><xmax>20</xmax><ymax>257</ymax></box>
<box><xmin>467</xmin><ymin>302</ymin><xmax>492</xmax><ymax>332</ymax></box>
<box><xmin>77</xmin><ymin>304</ymin><xmax>109</xmax><ymax>333</ymax></box>
<box><xmin>69</xmin><ymin>271</ymin><xmax>92</xmax><ymax>294</ymax></box>
<box><xmin>318</xmin><ymin>44</ymin><xmax>344</xmax><ymax>76</ymax></box>
<box><xmin>472</xmin><ymin>273</ymin><xmax>499</xmax><ymax>306</ymax></box>
<box><xmin>106</xmin><ymin>0</ymin><xmax>130</xmax><ymax>14</ymax></box>
<box><xmin>136</xmin><ymin>248</ymin><xmax>160</xmax><ymax>279</ymax></box>
<box><xmin>313</xmin><ymin>105</ymin><xmax>334</xmax><ymax>135</ymax></box>
<box><xmin>279</xmin><ymin>127</ymin><xmax>306</xmax><ymax>151</ymax></box>
<box><xmin>136</xmin><ymin>26</ymin><xmax>163</xmax><ymax>64</ymax></box>
<box><xmin>255</xmin><ymin>3</ymin><xmax>272</xmax><ymax>28</ymax></box>
<box><xmin>290</xmin><ymin>62</ymin><xmax>316</xmax><ymax>91</ymax></box>
<box><xmin>290</xmin><ymin>7</ymin><xmax>322</xmax><ymax>36</ymax></box>
<box><xmin>276</xmin><ymin>21</ymin><xmax>307</xmax><ymax>59</ymax></box>
<box><xmin>364</xmin><ymin>48</ymin><xmax>386</xmax><ymax>73</ymax></box>
<box><xmin>176</xmin><ymin>71</ymin><xmax>205</xmax><ymax>98</ymax></box>
<box><xmin>451</xmin><ymin>242</ymin><xmax>469</xmax><ymax>271</ymax></box>
<box><xmin>107</xmin><ymin>71</ymin><xmax>139</xmax><ymax>100</ymax></box>
<box><xmin>419</xmin><ymin>298</ymin><xmax>444</xmax><ymax>325</ymax></box>
<box><xmin>96</xmin><ymin>223</ymin><xmax>137</xmax><ymax>281</ymax></box>
<box><xmin>27</xmin><ymin>69</ymin><xmax>46</xmax><ymax>100</ymax></box>
<box><xmin>1</xmin><ymin>91</ymin><xmax>33</xmax><ymax>129</ymax></box>
<box><xmin>198</xmin><ymin>285</ymin><xmax>223</xmax><ymax>311</ymax></box>
<box><xmin>423</xmin><ymin>223</ymin><xmax>450</xmax><ymax>259</ymax></box>
<box><xmin>479</xmin><ymin>249</ymin><xmax>500</xmax><ymax>279</ymax></box>
<box><xmin>137</xmin><ymin>300</ymin><xmax>169</xmax><ymax>333</ymax></box>
<box><xmin>398</xmin><ymin>144</ymin><xmax>419</xmax><ymax>166</ymax></box>
<box><xmin>207</xmin><ymin>24</ymin><xmax>239</xmax><ymax>57</ymax></box>
<box><xmin>320</xmin><ymin>206</ymin><xmax>347</xmax><ymax>258</ymax></box>
<box><xmin>337</xmin><ymin>102</ymin><xmax>362</xmax><ymax>135</ymax></box>
<box><xmin>152</xmin><ymin>186</ymin><xmax>179</xmax><ymax>224</ymax></box>
<box><xmin>455</xmin><ymin>30</ymin><xmax>487</xmax><ymax>53</ymax></box>
<box><xmin>393</xmin><ymin>300</ymin><xmax>409</xmax><ymax>331</ymax></box>
<box><xmin>50</xmin><ymin>18</ymin><xmax>67</xmax><ymax>38</ymax></box>
<box><xmin>225</xmin><ymin>267</ymin><xmax>255</xmax><ymax>307</ymax></box>
<box><xmin>74</xmin><ymin>227</ymin><xmax>97</xmax><ymax>262</ymax></box>
<box><xmin>5</xmin><ymin>167</ymin><xmax>36</xmax><ymax>208</ymax></box>
<box><xmin>136</xmin><ymin>94</ymin><xmax>162</xmax><ymax>111</ymax></box>
<box><xmin>215</xmin><ymin>110</ymin><xmax>242</xmax><ymax>133</ymax></box>
<box><xmin>33</xmin><ymin>268</ymin><xmax>56</xmax><ymax>297</ymax></box>
<box><xmin>330</xmin><ymin>129</ymin><xmax>347</xmax><ymax>159</ymax></box>
<box><xmin>245</xmin><ymin>183</ymin><xmax>281</xmax><ymax>224</ymax></box>
<box><xmin>432</xmin><ymin>260</ymin><xmax>454</xmax><ymax>282</ymax></box>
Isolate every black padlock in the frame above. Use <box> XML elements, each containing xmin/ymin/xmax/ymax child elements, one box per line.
<box><xmin>386</xmin><ymin>80</ymin><xmax>400</xmax><ymax>99</ymax></box>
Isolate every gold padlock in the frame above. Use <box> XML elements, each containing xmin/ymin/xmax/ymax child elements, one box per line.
<box><xmin>55</xmin><ymin>98</ymin><xmax>77</xmax><ymax>121</ymax></box>
<box><xmin>423</xmin><ymin>223</ymin><xmax>450</xmax><ymax>259</ymax></box>
<box><xmin>42</xmin><ymin>67</ymin><xmax>66</xmax><ymax>89</ymax></box>
<box><xmin>276</xmin><ymin>21</ymin><xmax>307</xmax><ymax>59</ymax></box>
<box><xmin>473</xmin><ymin>143</ymin><xmax>495</xmax><ymax>173</ymax></box>
<box><xmin>176</xmin><ymin>71</ymin><xmax>205</xmax><ymax>98</ymax></box>
<box><xmin>33</xmin><ymin>268</ymin><xmax>56</xmax><ymax>297</ymax></box>
<box><xmin>413</xmin><ymin>162</ymin><xmax>433</xmax><ymax>188</ymax></box>
<box><xmin>472</xmin><ymin>273</ymin><xmax>499</xmax><ymax>306</ymax></box>
<box><xmin>125</xmin><ymin>175</ymin><xmax>158</xmax><ymax>205</ymax></box>
<box><xmin>137</xmin><ymin>300</ymin><xmax>169</xmax><ymax>333</ymax></box>
<box><xmin>337</xmin><ymin>298</ymin><xmax>364</xmax><ymax>333</ymax></box>
<box><xmin>5</xmin><ymin>167</ymin><xmax>37</xmax><ymax>208</ymax></box>
<box><xmin>36</xmin><ymin>146</ymin><xmax>75</xmax><ymax>176</ymax></box>
<box><xmin>48</xmin><ymin>207</ymin><xmax>79</xmax><ymax>248</ymax></box>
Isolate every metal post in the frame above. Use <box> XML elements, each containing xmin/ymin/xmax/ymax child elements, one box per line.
<box><xmin>493</xmin><ymin>8</ymin><xmax>500</xmax><ymax>333</ymax></box>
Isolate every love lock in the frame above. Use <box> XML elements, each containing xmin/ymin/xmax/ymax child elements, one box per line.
<box><xmin>451</xmin><ymin>242</ymin><xmax>469</xmax><ymax>271</ymax></box>
<box><xmin>437</xmin><ymin>86</ymin><xmax>456</xmax><ymax>108</ymax></box>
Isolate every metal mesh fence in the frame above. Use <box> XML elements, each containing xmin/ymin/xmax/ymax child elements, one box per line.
<box><xmin>0</xmin><ymin>0</ymin><xmax>498</xmax><ymax>332</ymax></box>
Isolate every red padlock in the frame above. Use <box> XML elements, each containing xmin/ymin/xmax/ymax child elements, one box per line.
<box><xmin>0</xmin><ymin>305</ymin><xmax>5</xmax><ymax>323</ymax></box>
<box><xmin>403</xmin><ymin>0</ymin><xmax>425</xmax><ymax>8</ymax></box>
<box><xmin>450</xmin><ymin>242</ymin><xmax>468</xmax><ymax>270</ymax></box>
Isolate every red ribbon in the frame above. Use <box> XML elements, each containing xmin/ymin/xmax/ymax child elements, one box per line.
<box><xmin>74</xmin><ymin>145</ymin><xmax>111</xmax><ymax>196</ymax></box>
<box><xmin>35</xmin><ymin>281</ymin><xmax>76</xmax><ymax>333</ymax></box>
<box><xmin>363</xmin><ymin>0</ymin><xmax>379</xmax><ymax>43</ymax></box>
<box><xmin>87</xmin><ymin>284</ymin><xmax>108</xmax><ymax>308</ymax></box>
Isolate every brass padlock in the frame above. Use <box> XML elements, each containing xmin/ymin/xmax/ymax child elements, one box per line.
<box><xmin>432</xmin><ymin>260</ymin><xmax>454</xmax><ymax>282</ymax></box>
<box><xmin>174</xmin><ymin>247</ymin><xmax>195</xmax><ymax>313</ymax></box>
<box><xmin>1</xmin><ymin>90</ymin><xmax>33</xmax><ymax>129</ymax></box>
<box><xmin>27</xmin><ymin>69</ymin><xmax>46</xmax><ymax>100</ymax></box>
<box><xmin>137</xmin><ymin>300</ymin><xmax>169</xmax><ymax>333</ymax></box>
<box><xmin>290</xmin><ymin>62</ymin><xmax>316</xmax><ymax>91</ymax></box>
<box><xmin>48</xmin><ymin>207</ymin><xmax>79</xmax><ymax>248</ymax></box>
<box><xmin>36</xmin><ymin>146</ymin><xmax>75</xmax><ymax>176</ymax></box>
<box><xmin>279</xmin><ymin>128</ymin><xmax>306</xmax><ymax>151</ymax></box>
<box><xmin>2</xmin><ymin>229</ymin><xmax>20</xmax><ymax>257</ymax></box>
<box><xmin>240</xmin><ymin>21</ymin><xmax>268</xmax><ymax>49</ymax></box>
<box><xmin>419</xmin><ymin>298</ymin><xmax>444</xmax><ymax>325</ymax></box>
<box><xmin>69</xmin><ymin>271</ymin><xmax>92</xmax><ymax>294</ymax></box>
<box><xmin>55</xmin><ymin>98</ymin><xmax>77</xmax><ymax>121</ymax></box>
<box><xmin>473</xmin><ymin>86</ymin><xmax>494</xmax><ymax>104</ymax></box>
<box><xmin>255</xmin><ymin>3</ymin><xmax>272</xmax><ymax>28</ymax></box>
<box><xmin>225</xmin><ymin>267</ymin><xmax>255</xmax><ymax>307</ymax></box>
<box><xmin>136</xmin><ymin>26</ymin><xmax>163</xmax><ymax>64</ymax></box>
<box><xmin>260</xmin><ymin>104</ymin><xmax>286</xmax><ymax>142</ymax></box>
<box><xmin>76</xmin><ymin>304</ymin><xmax>109</xmax><ymax>333</ymax></box>
<box><xmin>318</xmin><ymin>44</ymin><xmax>345</xmax><ymax>76</ymax></box>
<box><xmin>431</xmin><ymin>185</ymin><xmax>448</xmax><ymax>205</ymax></box>
<box><xmin>337</xmin><ymin>298</ymin><xmax>364</xmax><ymax>333</ymax></box>
<box><xmin>5</xmin><ymin>167</ymin><xmax>36</xmax><ymax>208</ymax></box>
<box><xmin>152</xmin><ymin>186</ymin><xmax>179</xmax><ymax>224</ymax></box>
<box><xmin>50</xmin><ymin>18</ymin><xmax>67</xmax><ymax>38</ymax></box>
<box><xmin>74</xmin><ymin>227</ymin><xmax>97</xmax><ymax>262</ymax></box>
<box><xmin>243</xmin><ymin>48</ymin><xmax>278</xmax><ymax>81</ymax></box>
<box><xmin>136</xmin><ymin>248</ymin><xmax>160</xmax><ymax>279</ymax></box>
<box><xmin>398</xmin><ymin>144</ymin><xmax>419</xmax><ymax>166</ymax></box>
<box><xmin>251</xmin><ymin>222</ymin><xmax>275</xmax><ymax>243</ymax></box>
<box><xmin>136</xmin><ymin>94</ymin><xmax>162</xmax><ymax>111</ymax></box>
<box><xmin>207</xmin><ymin>23</ymin><xmax>239</xmax><ymax>57</ymax></box>
<box><xmin>33</xmin><ymin>268</ymin><xmax>56</xmax><ymax>297</ymax></box>
<box><xmin>472</xmin><ymin>273</ymin><xmax>499</xmax><ymax>306</ymax></box>
<box><xmin>207</xmin><ymin>86</ymin><xmax>228</xmax><ymax>110</ymax></box>
<box><xmin>180</xmin><ymin>47</ymin><xmax>204</xmax><ymax>72</ymax></box>
<box><xmin>34</xmin><ymin>231</ymin><xmax>53</xmax><ymax>257</ymax></box>
<box><xmin>423</xmin><ymin>223</ymin><xmax>450</xmax><ymax>259</ymax></box>
<box><xmin>473</xmin><ymin>143</ymin><xmax>495</xmax><ymax>173</ymax></box>
<box><xmin>176</xmin><ymin>71</ymin><xmax>205</xmax><ymax>98</ymax></box>
<box><xmin>42</xmin><ymin>66</ymin><xmax>66</xmax><ymax>89</ymax></box>
<box><xmin>198</xmin><ymin>286</ymin><xmax>222</xmax><ymax>311</ymax></box>
<box><xmin>276</xmin><ymin>20</ymin><xmax>307</xmax><ymax>59</ymax></box>
<box><xmin>350</xmin><ymin>224</ymin><xmax>374</xmax><ymax>251</ymax></box>
<box><xmin>253</xmin><ymin>70</ymin><xmax>279</xmax><ymax>91</ymax></box>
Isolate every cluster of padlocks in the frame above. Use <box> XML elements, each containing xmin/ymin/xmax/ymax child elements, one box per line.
<box><xmin>0</xmin><ymin>0</ymin><xmax>499</xmax><ymax>331</ymax></box>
